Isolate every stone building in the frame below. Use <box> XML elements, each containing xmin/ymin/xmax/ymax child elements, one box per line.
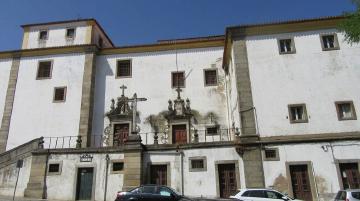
<box><xmin>0</xmin><ymin>16</ymin><xmax>359</xmax><ymax>201</ymax></box>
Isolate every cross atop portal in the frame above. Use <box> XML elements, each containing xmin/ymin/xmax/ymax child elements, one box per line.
<box><xmin>176</xmin><ymin>87</ymin><xmax>182</xmax><ymax>99</ymax></box>
<box><xmin>120</xmin><ymin>85</ymin><xmax>127</xmax><ymax>96</ymax></box>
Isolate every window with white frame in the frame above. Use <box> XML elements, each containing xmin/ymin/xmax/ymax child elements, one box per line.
<box><xmin>335</xmin><ymin>101</ymin><xmax>357</xmax><ymax>120</ymax></box>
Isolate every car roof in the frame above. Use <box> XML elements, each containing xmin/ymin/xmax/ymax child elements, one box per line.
<box><xmin>239</xmin><ymin>188</ymin><xmax>280</xmax><ymax>191</ymax></box>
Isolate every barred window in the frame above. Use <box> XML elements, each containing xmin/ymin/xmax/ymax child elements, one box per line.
<box><xmin>172</xmin><ymin>72</ymin><xmax>185</xmax><ymax>88</ymax></box>
<box><xmin>204</xmin><ymin>69</ymin><xmax>217</xmax><ymax>86</ymax></box>
<box><xmin>116</xmin><ymin>60</ymin><xmax>131</xmax><ymax>77</ymax></box>
<box><xmin>39</xmin><ymin>30</ymin><xmax>48</xmax><ymax>40</ymax></box>
<box><xmin>36</xmin><ymin>61</ymin><xmax>52</xmax><ymax>79</ymax></box>
<box><xmin>66</xmin><ymin>28</ymin><xmax>75</xmax><ymax>39</ymax></box>
<box><xmin>53</xmin><ymin>87</ymin><xmax>67</xmax><ymax>102</ymax></box>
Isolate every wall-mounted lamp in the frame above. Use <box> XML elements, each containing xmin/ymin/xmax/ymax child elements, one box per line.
<box><xmin>321</xmin><ymin>145</ymin><xmax>329</xmax><ymax>152</ymax></box>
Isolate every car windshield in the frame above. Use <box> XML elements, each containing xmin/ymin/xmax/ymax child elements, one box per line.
<box><xmin>352</xmin><ymin>192</ymin><xmax>360</xmax><ymax>200</ymax></box>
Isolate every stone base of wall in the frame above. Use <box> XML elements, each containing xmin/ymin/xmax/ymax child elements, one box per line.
<box><xmin>24</xmin><ymin>155</ymin><xmax>47</xmax><ymax>199</ymax></box>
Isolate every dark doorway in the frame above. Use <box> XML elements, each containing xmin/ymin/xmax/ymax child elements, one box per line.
<box><xmin>339</xmin><ymin>163</ymin><xmax>360</xmax><ymax>189</ymax></box>
<box><xmin>76</xmin><ymin>167</ymin><xmax>94</xmax><ymax>200</ymax></box>
<box><xmin>172</xmin><ymin>124</ymin><xmax>187</xmax><ymax>144</ymax></box>
<box><xmin>218</xmin><ymin>163</ymin><xmax>237</xmax><ymax>198</ymax></box>
<box><xmin>150</xmin><ymin>165</ymin><xmax>167</xmax><ymax>185</ymax></box>
<box><xmin>113</xmin><ymin>123</ymin><xmax>129</xmax><ymax>146</ymax></box>
<box><xmin>290</xmin><ymin>165</ymin><xmax>312</xmax><ymax>201</ymax></box>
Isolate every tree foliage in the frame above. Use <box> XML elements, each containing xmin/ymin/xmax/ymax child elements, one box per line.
<box><xmin>339</xmin><ymin>0</ymin><xmax>360</xmax><ymax>44</ymax></box>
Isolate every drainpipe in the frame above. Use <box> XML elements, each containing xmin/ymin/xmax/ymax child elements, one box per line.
<box><xmin>42</xmin><ymin>149</ymin><xmax>50</xmax><ymax>199</ymax></box>
<box><xmin>104</xmin><ymin>154</ymin><xmax>110</xmax><ymax>201</ymax></box>
<box><xmin>180</xmin><ymin>151</ymin><xmax>184</xmax><ymax>196</ymax></box>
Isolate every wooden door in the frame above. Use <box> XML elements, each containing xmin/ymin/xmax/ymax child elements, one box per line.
<box><xmin>76</xmin><ymin>167</ymin><xmax>94</xmax><ymax>200</ymax></box>
<box><xmin>113</xmin><ymin>123</ymin><xmax>129</xmax><ymax>146</ymax></box>
<box><xmin>218</xmin><ymin>164</ymin><xmax>237</xmax><ymax>198</ymax></box>
<box><xmin>172</xmin><ymin>124</ymin><xmax>187</xmax><ymax>144</ymax></box>
<box><xmin>150</xmin><ymin>165</ymin><xmax>167</xmax><ymax>185</ymax></box>
<box><xmin>290</xmin><ymin>165</ymin><xmax>312</xmax><ymax>201</ymax></box>
<box><xmin>340</xmin><ymin>163</ymin><xmax>360</xmax><ymax>189</ymax></box>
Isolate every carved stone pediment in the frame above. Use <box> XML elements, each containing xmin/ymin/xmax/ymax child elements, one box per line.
<box><xmin>165</xmin><ymin>88</ymin><xmax>192</xmax><ymax>120</ymax></box>
<box><xmin>105</xmin><ymin>86</ymin><xmax>133</xmax><ymax>121</ymax></box>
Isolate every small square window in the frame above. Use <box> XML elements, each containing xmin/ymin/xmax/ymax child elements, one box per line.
<box><xmin>335</xmin><ymin>101</ymin><xmax>357</xmax><ymax>121</ymax></box>
<box><xmin>204</xmin><ymin>69</ymin><xmax>217</xmax><ymax>86</ymax></box>
<box><xmin>288</xmin><ymin>104</ymin><xmax>308</xmax><ymax>123</ymax></box>
<box><xmin>321</xmin><ymin>34</ymin><xmax>340</xmax><ymax>51</ymax></box>
<box><xmin>111</xmin><ymin>160</ymin><xmax>124</xmax><ymax>174</ymax></box>
<box><xmin>48</xmin><ymin>162</ymin><xmax>62</xmax><ymax>175</ymax></box>
<box><xmin>53</xmin><ymin>87</ymin><xmax>67</xmax><ymax>102</ymax></box>
<box><xmin>263</xmin><ymin>148</ymin><xmax>279</xmax><ymax>161</ymax></box>
<box><xmin>172</xmin><ymin>72</ymin><xmax>185</xmax><ymax>88</ymax></box>
<box><xmin>66</xmin><ymin>28</ymin><xmax>75</xmax><ymax>39</ymax></box>
<box><xmin>278</xmin><ymin>39</ymin><xmax>295</xmax><ymax>54</ymax></box>
<box><xmin>39</xmin><ymin>30</ymin><xmax>48</xmax><ymax>40</ymax></box>
<box><xmin>206</xmin><ymin>126</ymin><xmax>219</xmax><ymax>135</ymax></box>
<box><xmin>36</xmin><ymin>61</ymin><xmax>52</xmax><ymax>79</ymax></box>
<box><xmin>189</xmin><ymin>157</ymin><xmax>207</xmax><ymax>172</ymax></box>
<box><xmin>116</xmin><ymin>60</ymin><xmax>131</xmax><ymax>78</ymax></box>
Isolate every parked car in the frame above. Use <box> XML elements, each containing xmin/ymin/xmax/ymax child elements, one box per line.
<box><xmin>334</xmin><ymin>189</ymin><xmax>360</xmax><ymax>201</ymax></box>
<box><xmin>230</xmin><ymin>188</ymin><xmax>302</xmax><ymax>201</ymax></box>
<box><xmin>115</xmin><ymin>184</ymin><xmax>193</xmax><ymax>201</ymax></box>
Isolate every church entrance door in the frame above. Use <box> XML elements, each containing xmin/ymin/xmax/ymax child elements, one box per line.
<box><xmin>172</xmin><ymin>124</ymin><xmax>187</xmax><ymax>144</ymax></box>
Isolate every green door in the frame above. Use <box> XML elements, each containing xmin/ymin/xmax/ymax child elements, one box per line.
<box><xmin>76</xmin><ymin>167</ymin><xmax>94</xmax><ymax>200</ymax></box>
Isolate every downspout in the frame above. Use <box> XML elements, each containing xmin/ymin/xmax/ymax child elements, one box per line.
<box><xmin>42</xmin><ymin>149</ymin><xmax>50</xmax><ymax>199</ymax></box>
<box><xmin>104</xmin><ymin>154</ymin><xmax>110</xmax><ymax>201</ymax></box>
<box><xmin>180</xmin><ymin>151</ymin><xmax>184</xmax><ymax>196</ymax></box>
<box><xmin>224</xmin><ymin>73</ymin><xmax>232</xmax><ymax>138</ymax></box>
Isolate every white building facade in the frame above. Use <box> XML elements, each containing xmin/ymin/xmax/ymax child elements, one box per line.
<box><xmin>0</xmin><ymin>16</ymin><xmax>358</xmax><ymax>201</ymax></box>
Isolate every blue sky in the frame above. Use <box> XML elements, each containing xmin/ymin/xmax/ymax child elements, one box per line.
<box><xmin>0</xmin><ymin>0</ymin><xmax>356</xmax><ymax>51</ymax></box>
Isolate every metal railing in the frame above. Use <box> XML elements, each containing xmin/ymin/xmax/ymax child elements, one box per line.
<box><xmin>42</xmin><ymin>128</ymin><xmax>235</xmax><ymax>149</ymax></box>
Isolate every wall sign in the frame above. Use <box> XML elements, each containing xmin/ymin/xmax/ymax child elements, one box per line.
<box><xmin>80</xmin><ymin>154</ymin><xmax>93</xmax><ymax>162</ymax></box>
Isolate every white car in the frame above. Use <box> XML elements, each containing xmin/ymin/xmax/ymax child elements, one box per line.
<box><xmin>334</xmin><ymin>189</ymin><xmax>360</xmax><ymax>201</ymax></box>
<box><xmin>230</xmin><ymin>188</ymin><xmax>303</xmax><ymax>201</ymax></box>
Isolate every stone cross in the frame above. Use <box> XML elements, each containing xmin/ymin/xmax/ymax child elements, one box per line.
<box><xmin>120</xmin><ymin>85</ymin><xmax>127</xmax><ymax>96</ymax></box>
<box><xmin>128</xmin><ymin>93</ymin><xmax>147</xmax><ymax>134</ymax></box>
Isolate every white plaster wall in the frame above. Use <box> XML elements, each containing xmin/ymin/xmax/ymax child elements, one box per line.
<box><xmin>0</xmin><ymin>59</ymin><xmax>12</xmax><ymax>124</ymax></box>
<box><xmin>92</xmin><ymin>47</ymin><xmax>227</xmax><ymax>143</ymax></box>
<box><xmin>6</xmin><ymin>54</ymin><xmax>86</xmax><ymax>150</ymax></box>
<box><xmin>263</xmin><ymin>141</ymin><xmax>360</xmax><ymax>201</ymax></box>
<box><xmin>0</xmin><ymin>156</ymin><xmax>32</xmax><ymax>197</ymax></box>
<box><xmin>143</xmin><ymin>147</ymin><xmax>243</xmax><ymax>198</ymax></box>
<box><xmin>26</xmin><ymin>21</ymin><xmax>89</xmax><ymax>49</ymax></box>
<box><xmin>245</xmin><ymin>29</ymin><xmax>360</xmax><ymax>136</ymax></box>
<box><xmin>47</xmin><ymin>153</ymin><xmax>124</xmax><ymax>201</ymax></box>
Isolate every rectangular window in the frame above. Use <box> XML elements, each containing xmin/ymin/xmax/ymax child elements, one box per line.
<box><xmin>66</xmin><ymin>28</ymin><xmax>75</xmax><ymax>39</ymax></box>
<box><xmin>204</xmin><ymin>69</ymin><xmax>218</xmax><ymax>86</ymax></box>
<box><xmin>111</xmin><ymin>160</ymin><xmax>124</xmax><ymax>173</ymax></box>
<box><xmin>288</xmin><ymin>104</ymin><xmax>308</xmax><ymax>123</ymax></box>
<box><xmin>335</xmin><ymin>101</ymin><xmax>357</xmax><ymax>120</ymax></box>
<box><xmin>172</xmin><ymin>72</ymin><xmax>185</xmax><ymax>88</ymax></box>
<box><xmin>206</xmin><ymin>126</ymin><xmax>219</xmax><ymax>135</ymax></box>
<box><xmin>189</xmin><ymin>157</ymin><xmax>206</xmax><ymax>172</ymax></box>
<box><xmin>47</xmin><ymin>162</ymin><xmax>62</xmax><ymax>175</ymax></box>
<box><xmin>36</xmin><ymin>61</ymin><xmax>52</xmax><ymax>79</ymax></box>
<box><xmin>116</xmin><ymin>60</ymin><xmax>131</xmax><ymax>78</ymax></box>
<box><xmin>39</xmin><ymin>30</ymin><xmax>48</xmax><ymax>40</ymax></box>
<box><xmin>321</xmin><ymin>34</ymin><xmax>339</xmax><ymax>50</ymax></box>
<box><xmin>53</xmin><ymin>87</ymin><xmax>67</xmax><ymax>102</ymax></box>
<box><xmin>278</xmin><ymin>38</ymin><xmax>295</xmax><ymax>54</ymax></box>
<box><xmin>263</xmin><ymin>148</ymin><xmax>279</xmax><ymax>161</ymax></box>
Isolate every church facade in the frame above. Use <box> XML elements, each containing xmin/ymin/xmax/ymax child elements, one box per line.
<box><xmin>0</xmin><ymin>16</ymin><xmax>359</xmax><ymax>201</ymax></box>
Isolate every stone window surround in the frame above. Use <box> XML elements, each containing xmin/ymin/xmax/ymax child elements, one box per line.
<box><xmin>36</xmin><ymin>60</ymin><xmax>53</xmax><ymax>80</ymax></box>
<box><xmin>110</xmin><ymin>159</ymin><xmax>124</xmax><ymax>174</ymax></box>
<box><xmin>320</xmin><ymin>33</ymin><xmax>340</xmax><ymax>51</ymax></box>
<box><xmin>146</xmin><ymin>162</ymin><xmax>171</xmax><ymax>186</ymax></box>
<box><xmin>288</xmin><ymin>103</ymin><xmax>308</xmax><ymax>124</ymax></box>
<box><xmin>171</xmin><ymin>71</ymin><xmax>186</xmax><ymax>88</ymax></box>
<box><xmin>335</xmin><ymin>159</ymin><xmax>360</xmax><ymax>190</ymax></box>
<box><xmin>262</xmin><ymin>147</ymin><xmax>280</xmax><ymax>161</ymax></box>
<box><xmin>168</xmin><ymin>120</ymin><xmax>190</xmax><ymax>144</ymax></box>
<box><xmin>65</xmin><ymin>27</ymin><xmax>76</xmax><ymax>40</ymax></box>
<box><xmin>214</xmin><ymin>160</ymin><xmax>241</xmax><ymax>198</ymax></box>
<box><xmin>189</xmin><ymin>156</ymin><xmax>207</xmax><ymax>172</ymax></box>
<box><xmin>115</xmin><ymin>59</ymin><xmax>132</xmax><ymax>78</ymax></box>
<box><xmin>277</xmin><ymin>37</ymin><xmax>296</xmax><ymax>55</ymax></box>
<box><xmin>285</xmin><ymin>161</ymin><xmax>317</xmax><ymax>201</ymax></box>
<box><xmin>203</xmin><ymin>68</ymin><xmax>218</xmax><ymax>86</ymax></box>
<box><xmin>335</xmin><ymin>101</ymin><xmax>357</xmax><ymax>121</ymax></box>
<box><xmin>47</xmin><ymin>161</ymin><xmax>63</xmax><ymax>176</ymax></box>
<box><xmin>53</xmin><ymin>86</ymin><xmax>67</xmax><ymax>103</ymax></box>
<box><xmin>73</xmin><ymin>164</ymin><xmax>97</xmax><ymax>201</ymax></box>
<box><xmin>109</xmin><ymin>120</ymin><xmax>132</xmax><ymax>146</ymax></box>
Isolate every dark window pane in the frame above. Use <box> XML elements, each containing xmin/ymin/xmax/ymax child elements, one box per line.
<box><xmin>323</xmin><ymin>35</ymin><xmax>335</xmax><ymax>49</ymax></box>
<box><xmin>265</xmin><ymin>149</ymin><xmax>276</xmax><ymax>159</ymax></box>
<box><xmin>49</xmin><ymin>164</ymin><xmax>60</xmax><ymax>173</ymax></box>
<box><xmin>206</xmin><ymin>126</ymin><xmax>218</xmax><ymax>135</ymax></box>
<box><xmin>113</xmin><ymin>162</ymin><xmax>124</xmax><ymax>171</ymax></box>
<box><xmin>352</xmin><ymin>192</ymin><xmax>360</xmax><ymax>199</ymax></box>
<box><xmin>248</xmin><ymin>190</ymin><xmax>265</xmax><ymax>198</ymax></box>
<box><xmin>191</xmin><ymin>159</ymin><xmax>204</xmax><ymax>169</ymax></box>
<box><xmin>37</xmin><ymin>61</ymin><xmax>52</xmax><ymax>78</ymax></box>
<box><xmin>290</xmin><ymin>105</ymin><xmax>305</xmax><ymax>121</ymax></box>
<box><xmin>280</xmin><ymin>39</ymin><xmax>292</xmax><ymax>53</ymax></box>
<box><xmin>172</xmin><ymin>72</ymin><xmax>185</xmax><ymax>87</ymax></box>
<box><xmin>266</xmin><ymin>191</ymin><xmax>283</xmax><ymax>199</ymax></box>
<box><xmin>54</xmin><ymin>88</ymin><xmax>66</xmax><ymax>101</ymax></box>
<box><xmin>66</xmin><ymin>28</ymin><xmax>75</xmax><ymax>38</ymax></box>
<box><xmin>205</xmin><ymin>70</ymin><xmax>217</xmax><ymax>85</ymax></box>
<box><xmin>117</xmin><ymin>60</ymin><xmax>131</xmax><ymax>77</ymax></box>
<box><xmin>39</xmin><ymin>31</ymin><xmax>48</xmax><ymax>40</ymax></box>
